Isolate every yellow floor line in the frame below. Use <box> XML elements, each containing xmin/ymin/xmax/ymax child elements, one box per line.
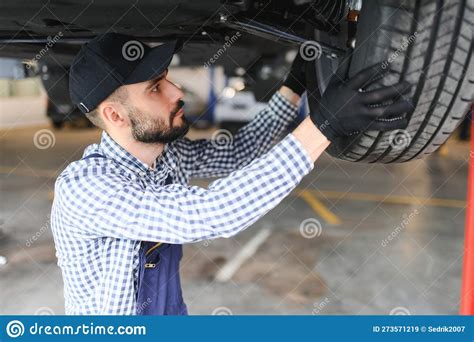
<box><xmin>312</xmin><ymin>190</ymin><xmax>466</xmax><ymax>209</ymax></box>
<box><xmin>299</xmin><ymin>190</ymin><xmax>342</xmax><ymax>225</ymax></box>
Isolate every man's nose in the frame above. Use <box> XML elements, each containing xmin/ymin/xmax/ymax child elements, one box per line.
<box><xmin>168</xmin><ymin>80</ymin><xmax>184</xmax><ymax>103</ymax></box>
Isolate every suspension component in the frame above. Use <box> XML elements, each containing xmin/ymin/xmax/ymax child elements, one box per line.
<box><xmin>310</xmin><ymin>0</ymin><xmax>347</xmax><ymax>29</ymax></box>
<box><xmin>346</xmin><ymin>0</ymin><xmax>362</xmax><ymax>48</ymax></box>
<box><xmin>218</xmin><ymin>0</ymin><xmax>362</xmax><ymax>57</ymax></box>
<box><xmin>221</xmin><ymin>17</ymin><xmax>345</xmax><ymax>57</ymax></box>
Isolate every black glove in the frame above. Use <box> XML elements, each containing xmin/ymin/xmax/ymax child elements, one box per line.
<box><xmin>282</xmin><ymin>53</ymin><xmax>307</xmax><ymax>96</ymax></box>
<box><xmin>308</xmin><ymin>53</ymin><xmax>413</xmax><ymax>141</ymax></box>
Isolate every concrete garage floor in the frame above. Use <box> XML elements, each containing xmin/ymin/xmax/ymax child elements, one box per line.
<box><xmin>0</xmin><ymin>123</ymin><xmax>470</xmax><ymax>315</ymax></box>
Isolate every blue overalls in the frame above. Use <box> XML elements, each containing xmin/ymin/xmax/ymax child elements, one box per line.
<box><xmin>136</xmin><ymin>238</ymin><xmax>187</xmax><ymax>315</ymax></box>
<box><xmin>82</xmin><ymin>153</ymin><xmax>188</xmax><ymax>315</ymax></box>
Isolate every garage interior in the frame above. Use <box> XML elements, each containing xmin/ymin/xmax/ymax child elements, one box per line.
<box><xmin>0</xmin><ymin>0</ymin><xmax>473</xmax><ymax>317</ymax></box>
<box><xmin>0</xmin><ymin>77</ymin><xmax>471</xmax><ymax>314</ymax></box>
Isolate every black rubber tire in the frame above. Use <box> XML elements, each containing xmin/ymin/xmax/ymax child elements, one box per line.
<box><xmin>324</xmin><ymin>0</ymin><xmax>473</xmax><ymax>163</ymax></box>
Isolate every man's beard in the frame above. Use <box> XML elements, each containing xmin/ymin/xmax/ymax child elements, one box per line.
<box><xmin>127</xmin><ymin>100</ymin><xmax>190</xmax><ymax>144</ymax></box>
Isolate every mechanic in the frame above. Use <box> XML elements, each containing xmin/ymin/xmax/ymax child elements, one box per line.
<box><xmin>50</xmin><ymin>33</ymin><xmax>412</xmax><ymax>315</ymax></box>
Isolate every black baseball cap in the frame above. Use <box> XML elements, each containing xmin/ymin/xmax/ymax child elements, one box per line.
<box><xmin>69</xmin><ymin>33</ymin><xmax>178</xmax><ymax>113</ymax></box>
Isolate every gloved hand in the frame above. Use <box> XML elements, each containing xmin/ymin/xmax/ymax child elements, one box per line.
<box><xmin>308</xmin><ymin>53</ymin><xmax>413</xmax><ymax>141</ymax></box>
<box><xmin>282</xmin><ymin>53</ymin><xmax>307</xmax><ymax>97</ymax></box>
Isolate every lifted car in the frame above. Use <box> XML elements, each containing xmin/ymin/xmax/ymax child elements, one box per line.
<box><xmin>0</xmin><ymin>0</ymin><xmax>472</xmax><ymax>162</ymax></box>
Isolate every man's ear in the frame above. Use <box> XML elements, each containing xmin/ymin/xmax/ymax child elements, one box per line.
<box><xmin>100</xmin><ymin>102</ymin><xmax>128</xmax><ymax>128</ymax></box>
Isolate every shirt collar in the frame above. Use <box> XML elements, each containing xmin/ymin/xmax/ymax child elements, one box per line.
<box><xmin>97</xmin><ymin>131</ymin><xmax>178</xmax><ymax>175</ymax></box>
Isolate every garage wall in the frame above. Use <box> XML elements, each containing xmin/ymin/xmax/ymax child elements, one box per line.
<box><xmin>0</xmin><ymin>65</ymin><xmax>224</xmax><ymax>129</ymax></box>
<box><xmin>169</xmin><ymin>66</ymin><xmax>225</xmax><ymax>100</ymax></box>
<box><xmin>0</xmin><ymin>77</ymin><xmax>48</xmax><ymax>129</ymax></box>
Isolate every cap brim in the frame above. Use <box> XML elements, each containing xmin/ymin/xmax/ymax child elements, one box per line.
<box><xmin>124</xmin><ymin>40</ymin><xmax>177</xmax><ymax>84</ymax></box>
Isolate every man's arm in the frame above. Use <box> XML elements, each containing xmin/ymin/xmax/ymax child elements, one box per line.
<box><xmin>54</xmin><ymin>56</ymin><xmax>410</xmax><ymax>245</ymax></box>
<box><xmin>292</xmin><ymin>116</ymin><xmax>328</xmax><ymax>162</ymax></box>
<box><xmin>54</xmin><ymin>121</ymin><xmax>325</xmax><ymax>244</ymax></box>
<box><xmin>173</xmin><ymin>88</ymin><xmax>301</xmax><ymax>179</ymax></box>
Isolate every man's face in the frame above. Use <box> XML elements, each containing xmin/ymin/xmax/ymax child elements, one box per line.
<box><xmin>123</xmin><ymin>70</ymin><xmax>189</xmax><ymax>144</ymax></box>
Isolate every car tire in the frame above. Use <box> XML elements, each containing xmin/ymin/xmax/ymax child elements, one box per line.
<box><xmin>312</xmin><ymin>0</ymin><xmax>473</xmax><ymax>163</ymax></box>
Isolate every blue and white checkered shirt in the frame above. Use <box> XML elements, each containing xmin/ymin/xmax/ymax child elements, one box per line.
<box><xmin>51</xmin><ymin>92</ymin><xmax>314</xmax><ymax>315</ymax></box>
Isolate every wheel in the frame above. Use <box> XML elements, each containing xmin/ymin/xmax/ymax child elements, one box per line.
<box><xmin>312</xmin><ymin>0</ymin><xmax>474</xmax><ymax>163</ymax></box>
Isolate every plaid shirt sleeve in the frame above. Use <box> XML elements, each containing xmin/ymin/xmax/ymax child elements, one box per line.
<box><xmin>173</xmin><ymin>91</ymin><xmax>299</xmax><ymax>178</ymax></box>
<box><xmin>56</xmin><ymin>134</ymin><xmax>313</xmax><ymax>244</ymax></box>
